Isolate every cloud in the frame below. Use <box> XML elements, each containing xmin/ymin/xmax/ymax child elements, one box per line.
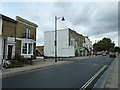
<box><xmin>1</xmin><ymin>2</ymin><xmax>118</xmax><ymax>46</ymax></box>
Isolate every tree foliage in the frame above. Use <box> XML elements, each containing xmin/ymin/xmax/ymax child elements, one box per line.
<box><xmin>93</xmin><ymin>37</ymin><xmax>115</xmax><ymax>51</ymax></box>
<box><xmin>114</xmin><ymin>47</ymin><xmax>120</xmax><ymax>52</ymax></box>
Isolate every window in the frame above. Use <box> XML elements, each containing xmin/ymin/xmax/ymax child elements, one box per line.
<box><xmin>75</xmin><ymin>40</ymin><xmax>78</xmax><ymax>46</ymax></box>
<box><xmin>22</xmin><ymin>43</ymin><xmax>27</xmax><ymax>54</ymax></box>
<box><xmin>28</xmin><ymin>43</ymin><xmax>32</xmax><ymax>54</ymax></box>
<box><xmin>22</xmin><ymin>43</ymin><xmax>33</xmax><ymax>55</ymax></box>
<box><xmin>24</xmin><ymin>28</ymin><xmax>30</xmax><ymax>38</ymax></box>
<box><xmin>70</xmin><ymin>39</ymin><xmax>75</xmax><ymax>46</ymax></box>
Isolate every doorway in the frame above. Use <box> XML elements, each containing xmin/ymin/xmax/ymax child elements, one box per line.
<box><xmin>8</xmin><ymin>45</ymin><xmax>13</xmax><ymax>60</ymax></box>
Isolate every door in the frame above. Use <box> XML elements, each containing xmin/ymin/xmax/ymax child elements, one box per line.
<box><xmin>8</xmin><ymin>45</ymin><xmax>13</xmax><ymax>60</ymax></box>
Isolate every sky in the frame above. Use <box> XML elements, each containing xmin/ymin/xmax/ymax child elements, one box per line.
<box><xmin>0</xmin><ymin>1</ymin><xmax>118</xmax><ymax>46</ymax></box>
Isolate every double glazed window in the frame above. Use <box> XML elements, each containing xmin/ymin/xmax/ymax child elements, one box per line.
<box><xmin>24</xmin><ymin>28</ymin><xmax>30</xmax><ymax>38</ymax></box>
<box><xmin>22</xmin><ymin>43</ymin><xmax>33</xmax><ymax>55</ymax></box>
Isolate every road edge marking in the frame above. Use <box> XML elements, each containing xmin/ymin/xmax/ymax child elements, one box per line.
<box><xmin>79</xmin><ymin>65</ymin><xmax>107</xmax><ymax>90</ymax></box>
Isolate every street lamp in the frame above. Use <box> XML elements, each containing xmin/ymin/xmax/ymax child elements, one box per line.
<box><xmin>54</xmin><ymin>16</ymin><xmax>65</xmax><ymax>62</ymax></box>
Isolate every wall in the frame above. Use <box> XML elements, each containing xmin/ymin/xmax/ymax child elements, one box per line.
<box><xmin>15</xmin><ymin>40</ymin><xmax>21</xmax><ymax>60</ymax></box>
<box><xmin>2</xmin><ymin>16</ymin><xmax>16</xmax><ymax>60</ymax></box>
<box><xmin>0</xmin><ymin>18</ymin><xmax>2</xmax><ymax>64</ymax></box>
<box><xmin>44</xmin><ymin>29</ymin><xmax>75</xmax><ymax>57</ymax></box>
<box><xmin>57</xmin><ymin>30</ymin><xmax>74</xmax><ymax>57</ymax></box>
<box><xmin>69</xmin><ymin>29</ymin><xmax>85</xmax><ymax>47</ymax></box>
<box><xmin>0</xmin><ymin>18</ymin><xmax>2</xmax><ymax>35</ymax></box>
<box><xmin>44</xmin><ymin>31</ymin><xmax>55</xmax><ymax>57</ymax></box>
<box><xmin>84</xmin><ymin>37</ymin><xmax>92</xmax><ymax>50</ymax></box>
<box><xmin>0</xmin><ymin>36</ymin><xmax>3</xmax><ymax>64</ymax></box>
<box><xmin>2</xmin><ymin>19</ymin><xmax>16</xmax><ymax>37</ymax></box>
<box><xmin>16</xmin><ymin>18</ymin><xmax>37</xmax><ymax>59</ymax></box>
<box><xmin>36</xmin><ymin>46</ymin><xmax>44</xmax><ymax>56</ymax></box>
<box><xmin>16</xmin><ymin>22</ymin><xmax>36</xmax><ymax>40</ymax></box>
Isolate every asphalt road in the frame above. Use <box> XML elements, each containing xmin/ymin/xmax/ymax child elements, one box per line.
<box><xmin>2</xmin><ymin>56</ymin><xmax>115</xmax><ymax>88</ymax></box>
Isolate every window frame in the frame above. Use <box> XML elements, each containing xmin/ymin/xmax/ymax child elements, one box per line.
<box><xmin>24</xmin><ymin>28</ymin><xmax>30</xmax><ymax>38</ymax></box>
<box><xmin>21</xmin><ymin>42</ymin><xmax>33</xmax><ymax>55</ymax></box>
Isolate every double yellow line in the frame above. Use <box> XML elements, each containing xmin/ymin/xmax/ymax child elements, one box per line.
<box><xmin>79</xmin><ymin>65</ymin><xmax>108</xmax><ymax>90</ymax></box>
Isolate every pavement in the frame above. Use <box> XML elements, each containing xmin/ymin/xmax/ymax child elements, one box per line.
<box><xmin>94</xmin><ymin>55</ymin><xmax>119</xmax><ymax>89</ymax></box>
<box><xmin>0</xmin><ymin>55</ymin><xmax>119</xmax><ymax>89</ymax></box>
<box><xmin>104</xmin><ymin>56</ymin><xmax>119</xmax><ymax>88</ymax></box>
<box><xmin>0</xmin><ymin>56</ymin><xmax>91</xmax><ymax>78</ymax></box>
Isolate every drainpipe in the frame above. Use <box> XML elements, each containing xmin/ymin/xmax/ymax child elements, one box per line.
<box><xmin>1</xmin><ymin>37</ymin><xmax>6</xmax><ymax>65</ymax></box>
<box><xmin>15</xmin><ymin>24</ymin><xmax>17</xmax><ymax>60</ymax></box>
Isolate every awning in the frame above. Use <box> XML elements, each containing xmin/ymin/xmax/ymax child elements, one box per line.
<box><xmin>74</xmin><ymin>46</ymin><xmax>85</xmax><ymax>51</ymax></box>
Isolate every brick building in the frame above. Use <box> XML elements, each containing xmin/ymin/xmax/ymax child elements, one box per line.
<box><xmin>15</xmin><ymin>16</ymin><xmax>38</xmax><ymax>60</ymax></box>
<box><xmin>0</xmin><ymin>14</ymin><xmax>38</xmax><ymax>64</ymax></box>
<box><xmin>0</xmin><ymin>14</ymin><xmax>16</xmax><ymax>63</ymax></box>
<box><xmin>69</xmin><ymin>29</ymin><xmax>85</xmax><ymax>47</ymax></box>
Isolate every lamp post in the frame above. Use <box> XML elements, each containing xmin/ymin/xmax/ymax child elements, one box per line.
<box><xmin>54</xmin><ymin>16</ymin><xmax>65</xmax><ymax>62</ymax></box>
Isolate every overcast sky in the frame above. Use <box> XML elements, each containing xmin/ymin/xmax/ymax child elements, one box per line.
<box><xmin>0</xmin><ymin>1</ymin><xmax>118</xmax><ymax>46</ymax></box>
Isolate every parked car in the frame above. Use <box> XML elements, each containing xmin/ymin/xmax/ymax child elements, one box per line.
<box><xmin>109</xmin><ymin>52</ymin><xmax>116</xmax><ymax>58</ymax></box>
<box><xmin>106</xmin><ymin>52</ymin><xmax>109</xmax><ymax>55</ymax></box>
<box><xmin>102</xmin><ymin>52</ymin><xmax>106</xmax><ymax>56</ymax></box>
<box><xmin>96</xmin><ymin>52</ymin><xmax>103</xmax><ymax>56</ymax></box>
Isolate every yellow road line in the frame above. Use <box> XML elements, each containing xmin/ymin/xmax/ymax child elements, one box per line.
<box><xmin>79</xmin><ymin>65</ymin><xmax>107</xmax><ymax>90</ymax></box>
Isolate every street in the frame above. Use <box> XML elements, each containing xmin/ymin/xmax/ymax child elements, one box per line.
<box><xmin>3</xmin><ymin>56</ymin><xmax>115</xmax><ymax>88</ymax></box>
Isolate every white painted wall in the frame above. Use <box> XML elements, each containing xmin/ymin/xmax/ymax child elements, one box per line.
<box><xmin>44</xmin><ymin>29</ymin><xmax>75</xmax><ymax>57</ymax></box>
<box><xmin>0</xmin><ymin>18</ymin><xmax>2</xmax><ymax>35</ymax></box>
<box><xmin>57</xmin><ymin>30</ymin><xmax>74</xmax><ymax>57</ymax></box>
<box><xmin>44</xmin><ymin>31</ymin><xmax>55</xmax><ymax>57</ymax></box>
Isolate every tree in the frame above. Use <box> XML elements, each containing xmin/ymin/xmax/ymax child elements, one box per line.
<box><xmin>93</xmin><ymin>37</ymin><xmax>115</xmax><ymax>51</ymax></box>
<box><xmin>114</xmin><ymin>47</ymin><xmax>120</xmax><ymax>52</ymax></box>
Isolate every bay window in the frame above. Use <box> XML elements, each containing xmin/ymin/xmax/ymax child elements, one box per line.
<box><xmin>21</xmin><ymin>42</ymin><xmax>33</xmax><ymax>55</ymax></box>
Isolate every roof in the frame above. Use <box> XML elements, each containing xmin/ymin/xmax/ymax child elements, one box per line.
<box><xmin>16</xmin><ymin>16</ymin><xmax>38</xmax><ymax>27</ymax></box>
<box><xmin>0</xmin><ymin>14</ymin><xmax>16</xmax><ymax>23</ymax></box>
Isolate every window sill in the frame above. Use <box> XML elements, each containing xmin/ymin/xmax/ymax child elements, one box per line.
<box><xmin>21</xmin><ymin>54</ymin><xmax>33</xmax><ymax>56</ymax></box>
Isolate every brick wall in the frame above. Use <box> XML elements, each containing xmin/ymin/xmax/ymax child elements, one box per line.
<box><xmin>2</xmin><ymin>20</ymin><xmax>16</xmax><ymax>37</ymax></box>
<box><xmin>15</xmin><ymin>40</ymin><xmax>21</xmax><ymax>60</ymax></box>
<box><xmin>69</xmin><ymin>29</ymin><xmax>85</xmax><ymax>47</ymax></box>
<box><xmin>16</xmin><ymin>22</ymin><xmax>36</xmax><ymax>40</ymax></box>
